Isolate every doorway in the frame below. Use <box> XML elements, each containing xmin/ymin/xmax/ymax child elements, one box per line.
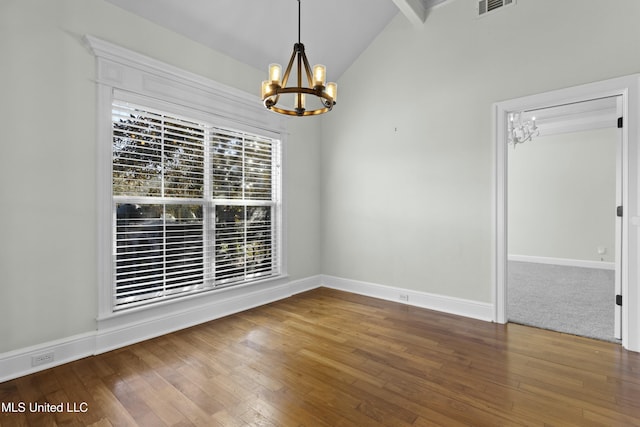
<box><xmin>505</xmin><ymin>97</ymin><xmax>621</xmax><ymax>342</ymax></box>
<box><xmin>493</xmin><ymin>74</ymin><xmax>640</xmax><ymax>352</ymax></box>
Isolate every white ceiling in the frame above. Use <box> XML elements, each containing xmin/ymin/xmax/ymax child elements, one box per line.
<box><xmin>104</xmin><ymin>0</ymin><xmax>408</xmax><ymax>80</ymax></box>
<box><xmin>101</xmin><ymin>0</ymin><xmax>611</xmax><ymax>130</ymax></box>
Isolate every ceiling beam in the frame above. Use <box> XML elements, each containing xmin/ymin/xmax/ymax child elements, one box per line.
<box><xmin>392</xmin><ymin>0</ymin><xmax>449</xmax><ymax>26</ymax></box>
<box><xmin>392</xmin><ymin>0</ymin><xmax>427</xmax><ymax>26</ymax></box>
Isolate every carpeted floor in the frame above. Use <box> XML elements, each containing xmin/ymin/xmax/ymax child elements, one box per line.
<box><xmin>507</xmin><ymin>260</ymin><xmax>620</xmax><ymax>343</ymax></box>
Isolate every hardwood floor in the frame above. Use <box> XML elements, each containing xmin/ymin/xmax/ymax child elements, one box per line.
<box><xmin>1</xmin><ymin>287</ymin><xmax>640</xmax><ymax>426</ymax></box>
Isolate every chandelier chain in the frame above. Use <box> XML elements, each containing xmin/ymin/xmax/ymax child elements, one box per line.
<box><xmin>298</xmin><ymin>0</ymin><xmax>301</xmax><ymax>45</ymax></box>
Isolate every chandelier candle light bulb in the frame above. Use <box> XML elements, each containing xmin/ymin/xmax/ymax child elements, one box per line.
<box><xmin>261</xmin><ymin>80</ymin><xmax>271</xmax><ymax>99</ymax></box>
<box><xmin>326</xmin><ymin>82</ymin><xmax>337</xmax><ymax>101</ymax></box>
<box><xmin>269</xmin><ymin>64</ymin><xmax>282</xmax><ymax>85</ymax></box>
<box><xmin>312</xmin><ymin>64</ymin><xmax>326</xmax><ymax>87</ymax></box>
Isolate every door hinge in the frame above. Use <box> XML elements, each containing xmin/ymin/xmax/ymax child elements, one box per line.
<box><xmin>617</xmin><ymin>206</ymin><xmax>623</xmax><ymax>217</ymax></box>
<box><xmin>618</xmin><ymin>117</ymin><xmax>623</xmax><ymax>128</ymax></box>
<box><xmin>616</xmin><ymin>294</ymin><xmax>622</xmax><ymax>306</ymax></box>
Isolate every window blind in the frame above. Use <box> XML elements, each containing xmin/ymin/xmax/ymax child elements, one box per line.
<box><xmin>112</xmin><ymin>101</ymin><xmax>280</xmax><ymax>310</ymax></box>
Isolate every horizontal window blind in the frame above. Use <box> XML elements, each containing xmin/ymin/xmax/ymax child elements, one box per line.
<box><xmin>112</xmin><ymin>101</ymin><xmax>280</xmax><ymax>311</ymax></box>
<box><xmin>214</xmin><ymin>205</ymin><xmax>274</xmax><ymax>285</ymax></box>
<box><xmin>112</xmin><ymin>105</ymin><xmax>205</xmax><ymax>198</ymax></box>
<box><xmin>115</xmin><ymin>203</ymin><xmax>207</xmax><ymax>306</ymax></box>
<box><xmin>211</xmin><ymin>128</ymin><xmax>274</xmax><ymax>201</ymax></box>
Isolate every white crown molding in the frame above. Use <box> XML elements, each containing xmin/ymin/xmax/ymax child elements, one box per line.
<box><xmin>520</xmin><ymin>96</ymin><xmax>619</xmax><ymax>137</ymax></box>
<box><xmin>83</xmin><ymin>35</ymin><xmax>286</xmax><ymax>133</ymax></box>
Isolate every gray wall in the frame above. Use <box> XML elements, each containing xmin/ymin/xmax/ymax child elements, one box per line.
<box><xmin>320</xmin><ymin>0</ymin><xmax>640</xmax><ymax>302</ymax></box>
<box><xmin>0</xmin><ymin>0</ymin><xmax>322</xmax><ymax>353</ymax></box>
<box><xmin>3</xmin><ymin>0</ymin><xmax>640</xmax><ymax>355</ymax></box>
<box><xmin>508</xmin><ymin>128</ymin><xmax>618</xmax><ymax>263</ymax></box>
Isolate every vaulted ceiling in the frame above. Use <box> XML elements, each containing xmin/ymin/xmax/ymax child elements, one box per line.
<box><xmin>104</xmin><ymin>0</ymin><xmax>449</xmax><ymax>80</ymax></box>
<box><xmin>101</xmin><ymin>0</ymin><xmax>614</xmax><ymax>125</ymax></box>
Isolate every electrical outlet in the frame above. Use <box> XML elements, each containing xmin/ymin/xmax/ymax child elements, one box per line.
<box><xmin>399</xmin><ymin>294</ymin><xmax>409</xmax><ymax>302</ymax></box>
<box><xmin>31</xmin><ymin>352</ymin><xmax>55</xmax><ymax>367</ymax></box>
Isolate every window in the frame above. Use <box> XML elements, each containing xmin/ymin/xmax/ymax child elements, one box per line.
<box><xmin>86</xmin><ymin>35</ymin><xmax>287</xmax><ymax>320</ymax></box>
<box><xmin>112</xmin><ymin>101</ymin><xmax>281</xmax><ymax>311</ymax></box>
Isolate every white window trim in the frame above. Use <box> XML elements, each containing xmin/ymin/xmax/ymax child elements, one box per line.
<box><xmin>85</xmin><ymin>36</ymin><xmax>289</xmax><ymax>325</ymax></box>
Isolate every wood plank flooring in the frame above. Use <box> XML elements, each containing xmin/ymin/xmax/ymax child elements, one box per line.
<box><xmin>1</xmin><ymin>287</ymin><xmax>640</xmax><ymax>426</ymax></box>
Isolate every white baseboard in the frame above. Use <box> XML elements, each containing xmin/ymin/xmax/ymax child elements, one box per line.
<box><xmin>1</xmin><ymin>274</ymin><xmax>494</xmax><ymax>383</ymax></box>
<box><xmin>0</xmin><ymin>275</ymin><xmax>321</xmax><ymax>383</ymax></box>
<box><xmin>0</xmin><ymin>333</ymin><xmax>96</xmax><ymax>384</ymax></box>
<box><xmin>508</xmin><ymin>254</ymin><xmax>615</xmax><ymax>270</ymax></box>
<box><xmin>94</xmin><ymin>275</ymin><xmax>321</xmax><ymax>354</ymax></box>
<box><xmin>321</xmin><ymin>275</ymin><xmax>494</xmax><ymax>322</ymax></box>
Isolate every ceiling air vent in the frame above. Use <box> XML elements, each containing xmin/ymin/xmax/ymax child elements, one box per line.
<box><xmin>478</xmin><ymin>0</ymin><xmax>515</xmax><ymax>16</ymax></box>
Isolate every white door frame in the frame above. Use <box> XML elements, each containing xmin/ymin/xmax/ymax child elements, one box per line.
<box><xmin>493</xmin><ymin>74</ymin><xmax>640</xmax><ymax>352</ymax></box>
<box><xmin>615</xmin><ymin>96</ymin><xmax>623</xmax><ymax>339</ymax></box>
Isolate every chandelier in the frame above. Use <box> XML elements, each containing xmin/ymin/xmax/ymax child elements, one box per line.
<box><xmin>261</xmin><ymin>0</ymin><xmax>337</xmax><ymax>116</ymax></box>
<box><xmin>508</xmin><ymin>112</ymin><xmax>539</xmax><ymax>147</ymax></box>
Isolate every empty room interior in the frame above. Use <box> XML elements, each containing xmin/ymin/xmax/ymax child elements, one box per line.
<box><xmin>2</xmin><ymin>0</ymin><xmax>640</xmax><ymax>425</ymax></box>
